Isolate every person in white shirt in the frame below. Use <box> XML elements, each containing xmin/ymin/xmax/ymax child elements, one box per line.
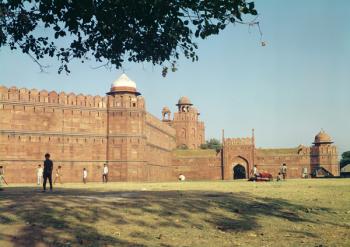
<box><xmin>83</xmin><ymin>168</ymin><xmax>88</xmax><ymax>184</ymax></box>
<box><xmin>280</xmin><ymin>163</ymin><xmax>287</xmax><ymax>180</ymax></box>
<box><xmin>37</xmin><ymin>164</ymin><xmax>43</xmax><ymax>185</ymax></box>
<box><xmin>102</xmin><ymin>164</ymin><xmax>108</xmax><ymax>183</ymax></box>
<box><xmin>252</xmin><ymin>165</ymin><xmax>259</xmax><ymax>178</ymax></box>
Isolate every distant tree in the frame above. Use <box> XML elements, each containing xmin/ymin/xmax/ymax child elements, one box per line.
<box><xmin>340</xmin><ymin>151</ymin><xmax>350</xmax><ymax>169</ymax></box>
<box><xmin>178</xmin><ymin>144</ymin><xmax>189</xmax><ymax>150</ymax></box>
<box><xmin>201</xmin><ymin>138</ymin><xmax>222</xmax><ymax>151</ymax></box>
<box><xmin>0</xmin><ymin>1</ymin><xmax>259</xmax><ymax>74</ymax></box>
<box><xmin>200</xmin><ymin>143</ymin><xmax>208</xmax><ymax>149</ymax></box>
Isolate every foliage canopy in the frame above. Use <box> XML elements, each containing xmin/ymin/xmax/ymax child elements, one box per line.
<box><xmin>200</xmin><ymin>138</ymin><xmax>222</xmax><ymax>151</ymax></box>
<box><xmin>0</xmin><ymin>0</ymin><xmax>258</xmax><ymax>74</ymax></box>
<box><xmin>340</xmin><ymin>151</ymin><xmax>350</xmax><ymax>169</ymax></box>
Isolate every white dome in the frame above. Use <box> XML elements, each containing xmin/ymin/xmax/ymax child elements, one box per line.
<box><xmin>111</xmin><ymin>74</ymin><xmax>136</xmax><ymax>89</ymax></box>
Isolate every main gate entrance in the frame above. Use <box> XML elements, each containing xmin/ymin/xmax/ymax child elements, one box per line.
<box><xmin>233</xmin><ymin>164</ymin><xmax>246</xmax><ymax>179</ymax></box>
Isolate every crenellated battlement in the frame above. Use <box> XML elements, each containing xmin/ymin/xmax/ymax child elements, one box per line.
<box><xmin>107</xmin><ymin>94</ymin><xmax>145</xmax><ymax>109</ymax></box>
<box><xmin>0</xmin><ymin>85</ymin><xmax>107</xmax><ymax>108</ymax></box>
<box><xmin>224</xmin><ymin>137</ymin><xmax>253</xmax><ymax>146</ymax></box>
<box><xmin>173</xmin><ymin>111</ymin><xmax>198</xmax><ymax>121</ymax></box>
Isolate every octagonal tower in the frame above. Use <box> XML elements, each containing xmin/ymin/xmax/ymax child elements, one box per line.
<box><xmin>310</xmin><ymin>129</ymin><xmax>339</xmax><ymax>176</ymax></box>
<box><xmin>171</xmin><ymin>96</ymin><xmax>205</xmax><ymax>149</ymax></box>
<box><xmin>106</xmin><ymin>74</ymin><xmax>146</xmax><ymax>181</ymax></box>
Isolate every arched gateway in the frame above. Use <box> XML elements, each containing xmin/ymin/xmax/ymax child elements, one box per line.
<box><xmin>233</xmin><ymin>164</ymin><xmax>246</xmax><ymax>179</ymax></box>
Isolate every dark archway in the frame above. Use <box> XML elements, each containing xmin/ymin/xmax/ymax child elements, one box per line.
<box><xmin>233</xmin><ymin>164</ymin><xmax>246</xmax><ymax>179</ymax></box>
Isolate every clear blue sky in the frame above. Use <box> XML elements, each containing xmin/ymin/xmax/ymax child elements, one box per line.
<box><xmin>0</xmin><ymin>0</ymin><xmax>349</xmax><ymax>156</ymax></box>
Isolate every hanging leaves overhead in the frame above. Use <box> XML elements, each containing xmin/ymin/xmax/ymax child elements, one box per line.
<box><xmin>0</xmin><ymin>0</ymin><xmax>258</xmax><ymax>74</ymax></box>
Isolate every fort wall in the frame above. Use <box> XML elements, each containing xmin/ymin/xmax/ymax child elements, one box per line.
<box><xmin>255</xmin><ymin>148</ymin><xmax>310</xmax><ymax>178</ymax></box>
<box><xmin>254</xmin><ymin>146</ymin><xmax>339</xmax><ymax>178</ymax></box>
<box><xmin>0</xmin><ymin>86</ymin><xmax>179</xmax><ymax>183</ymax></box>
<box><xmin>0</xmin><ymin>86</ymin><xmax>108</xmax><ymax>183</ymax></box>
<box><xmin>172</xmin><ymin>150</ymin><xmax>221</xmax><ymax>180</ymax></box>
<box><xmin>0</xmin><ymin>84</ymin><xmax>339</xmax><ymax>182</ymax></box>
<box><xmin>145</xmin><ymin>113</ymin><xmax>177</xmax><ymax>181</ymax></box>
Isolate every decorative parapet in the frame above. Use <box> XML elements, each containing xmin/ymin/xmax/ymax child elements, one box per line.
<box><xmin>0</xmin><ymin>85</ymin><xmax>107</xmax><ymax>108</ymax></box>
<box><xmin>107</xmin><ymin>94</ymin><xmax>145</xmax><ymax>109</ymax></box>
<box><xmin>173</xmin><ymin>111</ymin><xmax>199</xmax><ymax>121</ymax></box>
<box><xmin>224</xmin><ymin>137</ymin><xmax>253</xmax><ymax>146</ymax></box>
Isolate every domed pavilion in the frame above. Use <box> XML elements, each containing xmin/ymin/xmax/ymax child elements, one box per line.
<box><xmin>107</xmin><ymin>73</ymin><xmax>140</xmax><ymax>96</ymax></box>
<box><xmin>313</xmin><ymin>129</ymin><xmax>333</xmax><ymax>145</ymax></box>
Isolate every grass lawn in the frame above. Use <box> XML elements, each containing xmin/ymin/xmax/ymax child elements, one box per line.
<box><xmin>0</xmin><ymin>179</ymin><xmax>349</xmax><ymax>247</ymax></box>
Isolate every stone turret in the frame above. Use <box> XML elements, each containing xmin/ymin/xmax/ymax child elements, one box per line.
<box><xmin>310</xmin><ymin>130</ymin><xmax>339</xmax><ymax>176</ymax></box>
<box><xmin>172</xmin><ymin>96</ymin><xmax>205</xmax><ymax>149</ymax></box>
<box><xmin>106</xmin><ymin>74</ymin><xmax>146</xmax><ymax>181</ymax></box>
<box><xmin>162</xmin><ymin>106</ymin><xmax>171</xmax><ymax>121</ymax></box>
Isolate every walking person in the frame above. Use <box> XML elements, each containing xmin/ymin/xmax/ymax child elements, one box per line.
<box><xmin>37</xmin><ymin>164</ymin><xmax>43</xmax><ymax>185</ymax></box>
<box><xmin>43</xmin><ymin>153</ymin><xmax>53</xmax><ymax>192</ymax></box>
<box><xmin>0</xmin><ymin>165</ymin><xmax>8</xmax><ymax>190</ymax></box>
<box><xmin>252</xmin><ymin>165</ymin><xmax>259</xmax><ymax>178</ymax></box>
<box><xmin>53</xmin><ymin>165</ymin><xmax>63</xmax><ymax>184</ymax></box>
<box><xmin>102</xmin><ymin>164</ymin><xmax>109</xmax><ymax>183</ymax></box>
<box><xmin>83</xmin><ymin>168</ymin><xmax>88</xmax><ymax>184</ymax></box>
<box><xmin>280</xmin><ymin>163</ymin><xmax>287</xmax><ymax>180</ymax></box>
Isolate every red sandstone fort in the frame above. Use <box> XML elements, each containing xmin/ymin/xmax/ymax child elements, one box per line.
<box><xmin>0</xmin><ymin>74</ymin><xmax>339</xmax><ymax>183</ymax></box>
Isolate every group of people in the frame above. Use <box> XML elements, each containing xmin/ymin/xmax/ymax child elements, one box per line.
<box><xmin>251</xmin><ymin>163</ymin><xmax>287</xmax><ymax>181</ymax></box>
<box><xmin>2</xmin><ymin>157</ymin><xmax>290</xmax><ymax>190</ymax></box>
<box><xmin>36</xmin><ymin>153</ymin><xmax>110</xmax><ymax>192</ymax></box>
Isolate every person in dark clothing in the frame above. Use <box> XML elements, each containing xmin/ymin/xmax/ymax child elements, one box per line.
<box><xmin>43</xmin><ymin>153</ymin><xmax>53</xmax><ymax>192</ymax></box>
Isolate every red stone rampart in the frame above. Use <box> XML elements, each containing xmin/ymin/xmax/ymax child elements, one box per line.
<box><xmin>0</xmin><ymin>86</ymin><xmax>177</xmax><ymax>183</ymax></box>
<box><xmin>144</xmin><ymin>113</ymin><xmax>176</xmax><ymax>181</ymax></box>
<box><xmin>172</xmin><ymin>150</ymin><xmax>221</xmax><ymax>180</ymax></box>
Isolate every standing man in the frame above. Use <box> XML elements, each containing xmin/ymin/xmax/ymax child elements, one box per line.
<box><xmin>43</xmin><ymin>153</ymin><xmax>53</xmax><ymax>192</ymax></box>
<box><xmin>0</xmin><ymin>165</ymin><xmax>8</xmax><ymax>190</ymax></box>
<box><xmin>280</xmin><ymin>163</ymin><xmax>287</xmax><ymax>180</ymax></box>
<box><xmin>252</xmin><ymin>165</ymin><xmax>259</xmax><ymax>178</ymax></box>
<box><xmin>83</xmin><ymin>168</ymin><xmax>88</xmax><ymax>184</ymax></box>
<box><xmin>37</xmin><ymin>164</ymin><xmax>43</xmax><ymax>185</ymax></box>
<box><xmin>102</xmin><ymin>164</ymin><xmax>109</xmax><ymax>183</ymax></box>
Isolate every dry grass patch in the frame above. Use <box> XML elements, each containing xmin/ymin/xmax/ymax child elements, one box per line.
<box><xmin>0</xmin><ymin>179</ymin><xmax>349</xmax><ymax>247</ymax></box>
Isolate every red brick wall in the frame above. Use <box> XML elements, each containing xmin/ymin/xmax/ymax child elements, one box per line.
<box><xmin>172</xmin><ymin>155</ymin><xmax>222</xmax><ymax>180</ymax></box>
<box><xmin>0</xmin><ymin>85</ymin><xmax>339</xmax><ymax>183</ymax></box>
<box><xmin>223</xmin><ymin>138</ymin><xmax>339</xmax><ymax>179</ymax></box>
<box><xmin>0</xmin><ymin>86</ymin><xmax>108</xmax><ymax>183</ymax></box>
<box><xmin>255</xmin><ymin>155</ymin><xmax>310</xmax><ymax>178</ymax></box>
<box><xmin>0</xmin><ymin>86</ymin><xmax>177</xmax><ymax>183</ymax></box>
<box><xmin>144</xmin><ymin>113</ymin><xmax>176</xmax><ymax>181</ymax></box>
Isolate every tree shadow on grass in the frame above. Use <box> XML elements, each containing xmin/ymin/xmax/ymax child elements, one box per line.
<box><xmin>0</xmin><ymin>186</ymin><xmax>337</xmax><ymax>246</ymax></box>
